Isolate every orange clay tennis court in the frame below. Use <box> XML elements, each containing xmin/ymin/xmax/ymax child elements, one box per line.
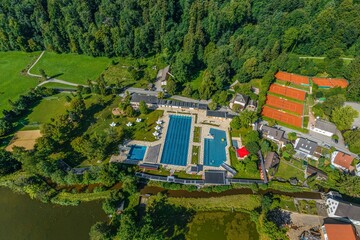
<box><xmin>275</xmin><ymin>71</ymin><xmax>309</xmax><ymax>85</ymax></box>
<box><xmin>269</xmin><ymin>84</ymin><xmax>306</xmax><ymax>101</ymax></box>
<box><xmin>312</xmin><ymin>77</ymin><xmax>348</xmax><ymax>88</ymax></box>
<box><xmin>266</xmin><ymin>95</ymin><xmax>304</xmax><ymax>115</ymax></box>
<box><xmin>262</xmin><ymin>106</ymin><xmax>303</xmax><ymax>128</ymax></box>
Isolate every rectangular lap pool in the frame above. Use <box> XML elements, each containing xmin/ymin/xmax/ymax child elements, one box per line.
<box><xmin>204</xmin><ymin>128</ymin><xmax>227</xmax><ymax>167</ymax></box>
<box><xmin>128</xmin><ymin>145</ymin><xmax>147</xmax><ymax>161</ymax></box>
<box><xmin>160</xmin><ymin>115</ymin><xmax>192</xmax><ymax>166</ymax></box>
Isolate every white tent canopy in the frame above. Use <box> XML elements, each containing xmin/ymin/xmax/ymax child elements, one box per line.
<box><xmin>126</xmin><ymin>122</ymin><xmax>133</xmax><ymax>127</ymax></box>
<box><xmin>109</xmin><ymin>122</ymin><xmax>116</xmax><ymax>127</ymax></box>
<box><xmin>136</xmin><ymin>118</ymin><xmax>142</xmax><ymax>122</ymax></box>
<box><xmin>152</xmin><ymin>131</ymin><xmax>159</xmax><ymax>136</ymax></box>
<box><xmin>156</xmin><ymin>119</ymin><xmax>163</xmax><ymax>125</ymax></box>
<box><xmin>154</xmin><ymin>125</ymin><xmax>161</xmax><ymax>130</ymax></box>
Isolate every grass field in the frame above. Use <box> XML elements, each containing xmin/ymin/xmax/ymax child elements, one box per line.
<box><xmin>193</xmin><ymin>127</ymin><xmax>201</xmax><ymax>142</ymax></box>
<box><xmin>31</xmin><ymin>51</ymin><xmax>166</xmax><ymax>88</ymax></box>
<box><xmin>0</xmin><ymin>51</ymin><xmax>40</xmax><ymax>116</ymax></box>
<box><xmin>31</xmin><ymin>52</ymin><xmax>112</xmax><ymax>84</ymax></box>
<box><xmin>25</xmin><ymin>94</ymin><xmax>71</xmax><ymax>127</ymax></box>
<box><xmin>275</xmin><ymin>160</ymin><xmax>305</xmax><ymax>181</ymax></box>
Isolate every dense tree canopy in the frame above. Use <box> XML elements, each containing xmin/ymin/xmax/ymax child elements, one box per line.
<box><xmin>1</xmin><ymin>0</ymin><xmax>360</xmax><ymax>91</ymax></box>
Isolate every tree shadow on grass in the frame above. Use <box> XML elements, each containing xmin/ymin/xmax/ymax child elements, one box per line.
<box><xmin>48</xmin><ymin>73</ymin><xmax>64</xmax><ymax>79</ymax></box>
<box><xmin>145</xmin><ymin>197</ymin><xmax>195</xmax><ymax>239</ymax></box>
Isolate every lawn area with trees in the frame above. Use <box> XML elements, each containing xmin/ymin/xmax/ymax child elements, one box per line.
<box><xmin>0</xmin><ymin>51</ymin><xmax>40</xmax><ymax>116</ymax></box>
<box><xmin>31</xmin><ymin>52</ymin><xmax>112</xmax><ymax>85</ymax></box>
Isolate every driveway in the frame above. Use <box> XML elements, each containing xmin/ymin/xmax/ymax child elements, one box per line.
<box><xmin>263</xmin><ymin>122</ymin><xmax>356</xmax><ymax>157</ymax></box>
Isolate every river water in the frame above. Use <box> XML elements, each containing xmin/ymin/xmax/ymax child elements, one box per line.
<box><xmin>0</xmin><ymin>188</ymin><xmax>107</xmax><ymax>240</ymax></box>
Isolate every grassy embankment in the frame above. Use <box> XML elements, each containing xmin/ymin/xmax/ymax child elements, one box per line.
<box><xmin>0</xmin><ymin>51</ymin><xmax>40</xmax><ymax>116</ymax></box>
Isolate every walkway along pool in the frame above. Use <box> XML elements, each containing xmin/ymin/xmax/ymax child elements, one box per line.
<box><xmin>204</xmin><ymin>128</ymin><xmax>227</xmax><ymax>167</ymax></box>
<box><xmin>160</xmin><ymin>115</ymin><xmax>192</xmax><ymax>166</ymax></box>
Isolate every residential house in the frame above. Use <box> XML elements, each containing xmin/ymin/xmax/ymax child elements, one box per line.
<box><xmin>326</xmin><ymin>194</ymin><xmax>360</xmax><ymax>226</ymax></box>
<box><xmin>264</xmin><ymin>152</ymin><xmax>280</xmax><ymax>175</ymax></box>
<box><xmin>294</xmin><ymin>138</ymin><xmax>320</xmax><ymax>160</ymax></box>
<box><xmin>306</xmin><ymin>165</ymin><xmax>328</xmax><ymax>180</ymax></box>
<box><xmin>331</xmin><ymin>151</ymin><xmax>355</xmax><ymax>173</ymax></box>
<box><xmin>229</xmin><ymin>93</ymin><xmax>249</xmax><ymax>110</ymax></box>
<box><xmin>322</xmin><ymin>220</ymin><xmax>359</xmax><ymax>240</ymax></box>
<box><xmin>310</xmin><ymin>119</ymin><xmax>337</xmax><ymax>137</ymax></box>
<box><xmin>260</xmin><ymin>125</ymin><xmax>286</xmax><ymax>147</ymax></box>
<box><xmin>246</xmin><ymin>99</ymin><xmax>257</xmax><ymax>111</ymax></box>
<box><xmin>156</xmin><ymin>65</ymin><xmax>170</xmax><ymax>86</ymax></box>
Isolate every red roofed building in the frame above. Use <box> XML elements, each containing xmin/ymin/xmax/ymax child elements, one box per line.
<box><xmin>275</xmin><ymin>71</ymin><xmax>310</xmax><ymax>85</ymax></box>
<box><xmin>236</xmin><ymin>147</ymin><xmax>250</xmax><ymax>158</ymax></box>
<box><xmin>331</xmin><ymin>151</ymin><xmax>355</xmax><ymax>172</ymax></box>
<box><xmin>312</xmin><ymin>77</ymin><xmax>349</xmax><ymax>89</ymax></box>
<box><xmin>322</xmin><ymin>223</ymin><xmax>359</xmax><ymax>240</ymax></box>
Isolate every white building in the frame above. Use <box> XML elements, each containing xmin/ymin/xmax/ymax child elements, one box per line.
<box><xmin>310</xmin><ymin>119</ymin><xmax>337</xmax><ymax>137</ymax></box>
<box><xmin>326</xmin><ymin>194</ymin><xmax>360</xmax><ymax>226</ymax></box>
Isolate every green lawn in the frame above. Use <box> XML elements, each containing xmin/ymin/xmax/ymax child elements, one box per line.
<box><xmin>275</xmin><ymin>160</ymin><xmax>305</xmax><ymax>181</ymax></box>
<box><xmin>296</xmin><ymin>200</ymin><xmax>318</xmax><ymax>215</ymax></box>
<box><xmin>31</xmin><ymin>51</ymin><xmax>166</xmax><ymax>88</ymax></box>
<box><xmin>191</xmin><ymin>146</ymin><xmax>200</xmax><ymax>164</ymax></box>
<box><xmin>32</xmin><ymin>51</ymin><xmax>112</xmax><ymax>84</ymax></box>
<box><xmin>25</xmin><ymin>93</ymin><xmax>71</xmax><ymax>127</ymax></box>
<box><xmin>0</xmin><ymin>51</ymin><xmax>40</xmax><ymax>116</ymax></box>
<box><xmin>229</xmin><ymin>148</ymin><xmax>261</xmax><ymax>179</ymax></box>
<box><xmin>193</xmin><ymin>127</ymin><xmax>201</xmax><ymax>143</ymax></box>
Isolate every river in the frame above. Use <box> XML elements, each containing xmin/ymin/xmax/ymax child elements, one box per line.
<box><xmin>0</xmin><ymin>188</ymin><xmax>107</xmax><ymax>240</ymax></box>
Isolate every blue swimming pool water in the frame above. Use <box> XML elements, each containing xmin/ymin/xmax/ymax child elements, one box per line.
<box><xmin>128</xmin><ymin>145</ymin><xmax>147</xmax><ymax>161</ymax></box>
<box><xmin>204</xmin><ymin>128</ymin><xmax>227</xmax><ymax>167</ymax></box>
<box><xmin>160</xmin><ymin>115</ymin><xmax>192</xmax><ymax>166</ymax></box>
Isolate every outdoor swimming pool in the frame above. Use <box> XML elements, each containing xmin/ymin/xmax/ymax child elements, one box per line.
<box><xmin>204</xmin><ymin>128</ymin><xmax>227</xmax><ymax>167</ymax></box>
<box><xmin>128</xmin><ymin>145</ymin><xmax>147</xmax><ymax>161</ymax></box>
<box><xmin>160</xmin><ymin>115</ymin><xmax>192</xmax><ymax>166</ymax></box>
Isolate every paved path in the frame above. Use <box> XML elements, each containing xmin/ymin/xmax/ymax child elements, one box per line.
<box><xmin>27</xmin><ymin>51</ymin><xmax>88</xmax><ymax>88</ymax></box>
<box><xmin>172</xmin><ymin>95</ymin><xmax>211</xmax><ymax>104</ymax></box>
<box><xmin>273</xmin><ymin>123</ymin><xmax>355</xmax><ymax>156</ymax></box>
<box><xmin>126</xmin><ymin>87</ymin><xmax>160</xmax><ymax>96</ymax></box>
<box><xmin>27</xmin><ymin>51</ymin><xmax>45</xmax><ymax>77</ymax></box>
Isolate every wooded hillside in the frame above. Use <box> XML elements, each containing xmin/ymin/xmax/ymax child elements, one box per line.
<box><xmin>1</xmin><ymin>0</ymin><xmax>360</xmax><ymax>89</ymax></box>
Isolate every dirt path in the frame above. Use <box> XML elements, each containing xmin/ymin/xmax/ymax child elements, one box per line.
<box><xmin>288</xmin><ymin>212</ymin><xmax>324</xmax><ymax>240</ymax></box>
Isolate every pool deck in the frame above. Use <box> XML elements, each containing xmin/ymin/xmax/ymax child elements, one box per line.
<box><xmin>115</xmin><ymin>106</ymin><xmax>232</xmax><ymax>171</ymax></box>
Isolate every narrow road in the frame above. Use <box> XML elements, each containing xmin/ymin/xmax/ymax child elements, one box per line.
<box><xmin>172</xmin><ymin>95</ymin><xmax>211</xmax><ymax>104</ymax></box>
<box><xmin>27</xmin><ymin>51</ymin><xmax>45</xmax><ymax>77</ymax></box>
<box><xmin>27</xmin><ymin>51</ymin><xmax>88</xmax><ymax>88</ymax></box>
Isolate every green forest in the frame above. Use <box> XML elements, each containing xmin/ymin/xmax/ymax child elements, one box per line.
<box><xmin>1</xmin><ymin>0</ymin><xmax>360</xmax><ymax>100</ymax></box>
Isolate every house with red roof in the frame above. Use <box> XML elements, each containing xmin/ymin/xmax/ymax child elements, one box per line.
<box><xmin>322</xmin><ymin>222</ymin><xmax>359</xmax><ymax>240</ymax></box>
<box><xmin>236</xmin><ymin>146</ymin><xmax>250</xmax><ymax>159</ymax></box>
<box><xmin>331</xmin><ymin>151</ymin><xmax>355</xmax><ymax>172</ymax></box>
